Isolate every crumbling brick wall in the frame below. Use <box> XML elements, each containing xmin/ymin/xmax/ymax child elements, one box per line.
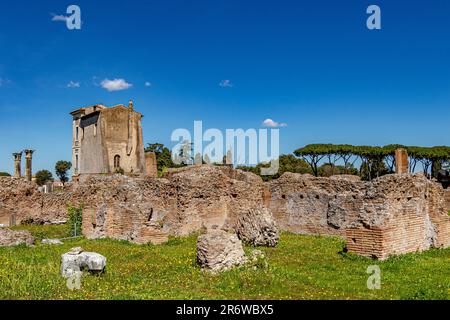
<box><xmin>268</xmin><ymin>173</ymin><xmax>365</xmax><ymax>236</ymax></box>
<box><xmin>80</xmin><ymin>166</ymin><xmax>268</xmax><ymax>244</ymax></box>
<box><xmin>345</xmin><ymin>174</ymin><xmax>450</xmax><ymax>259</ymax></box>
<box><xmin>2</xmin><ymin>167</ymin><xmax>449</xmax><ymax>259</ymax></box>
<box><xmin>269</xmin><ymin>172</ymin><xmax>450</xmax><ymax>259</ymax></box>
<box><xmin>444</xmin><ymin>189</ymin><xmax>450</xmax><ymax>212</ymax></box>
<box><xmin>0</xmin><ymin>177</ymin><xmax>70</xmax><ymax>225</ymax></box>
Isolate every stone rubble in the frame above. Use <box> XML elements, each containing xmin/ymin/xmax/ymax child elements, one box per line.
<box><xmin>196</xmin><ymin>229</ymin><xmax>247</xmax><ymax>272</ymax></box>
<box><xmin>235</xmin><ymin>206</ymin><xmax>279</xmax><ymax>247</ymax></box>
<box><xmin>0</xmin><ymin>228</ymin><xmax>34</xmax><ymax>247</ymax></box>
<box><xmin>61</xmin><ymin>247</ymin><xmax>106</xmax><ymax>278</ymax></box>
<box><xmin>41</xmin><ymin>238</ymin><xmax>63</xmax><ymax>245</ymax></box>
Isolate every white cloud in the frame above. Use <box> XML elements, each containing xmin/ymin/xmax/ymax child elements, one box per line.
<box><xmin>51</xmin><ymin>14</ymin><xmax>69</xmax><ymax>22</ymax></box>
<box><xmin>144</xmin><ymin>81</ymin><xmax>152</xmax><ymax>87</ymax></box>
<box><xmin>219</xmin><ymin>79</ymin><xmax>233</xmax><ymax>88</ymax></box>
<box><xmin>262</xmin><ymin>118</ymin><xmax>287</xmax><ymax>128</ymax></box>
<box><xmin>100</xmin><ymin>78</ymin><xmax>133</xmax><ymax>92</ymax></box>
<box><xmin>67</xmin><ymin>81</ymin><xmax>80</xmax><ymax>88</ymax></box>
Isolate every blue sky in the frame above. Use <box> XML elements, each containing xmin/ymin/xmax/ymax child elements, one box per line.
<box><xmin>0</xmin><ymin>0</ymin><xmax>449</xmax><ymax>174</ymax></box>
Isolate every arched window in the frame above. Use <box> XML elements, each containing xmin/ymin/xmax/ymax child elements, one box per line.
<box><xmin>114</xmin><ymin>155</ymin><xmax>121</xmax><ymax>169</ymax></box>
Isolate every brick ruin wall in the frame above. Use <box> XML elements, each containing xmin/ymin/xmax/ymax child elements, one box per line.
<box><xmin>0</xmin><ymin>177</ymin><xmax>71</xmax><ymax>226</ymax></box>
<box><xmin>0</xmin><ymin>167</ymin><xmax>266</xmax><ymax>244</ymax></box>
<box><xmin>345</xmin><ymin>175</ymin><xmax>450</xmax><ymax>259</ymax></box>
<box><xmin>1</xmin><ymin>167</ymin><xmax>449</xmax><ymax>259</ymax></box>
<box><xmin>268</xmin><ymin>174</ymin><xmax>365</xmax><ymax>236</ymax></box>
<box><xmin>445</xmin><ymin>189</ymin><xmax>450</xmax><ymax>212</ymax></box>
<box><xmin>269</xmin><ymin>172</ymin><xmax>450</xmax><ymax>259</ymax></box>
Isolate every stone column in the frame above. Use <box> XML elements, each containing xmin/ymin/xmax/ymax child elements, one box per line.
<box><xmin>395</xmin><ymin>148</ymin><xmax>409</xmax><ymax>174</ymax></box>
<box><xmin>24</xmin><ymin>149</ymin><xmax>34</xmax><ymax>182</ymax></box>
<box><xmin>145</xmin><ymin>151</ymin><xmax>158</xmax><ymax>178</ymax></box>
<box><xmin>12</xmin><ymin>152</ymin><xmax>22</xmax><ymax>177</ymax></box>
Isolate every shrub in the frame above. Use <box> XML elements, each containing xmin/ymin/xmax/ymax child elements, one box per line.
<box><xmin>114</xmin><ymin>167</ymin><xmax>125</xmax><ymax>175</ymax></box>
<box><xmin>67</xmin><ymin>204</ymin><xmax>83</xmax><ymax>237</ymax></box>
<box><xmin>20</xmin><ymin>217</ymin><xmax>36</xmax><ymax>225</ymax></box>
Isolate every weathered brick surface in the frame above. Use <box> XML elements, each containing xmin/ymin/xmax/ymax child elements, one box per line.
<box><xmin>2</xmin><ymin>168</ymin><xmax>449</xmax><ymax>259</ymax></box>
<box><xmin>268</xmin><ymin>172</ymin><xmax>450</xmax><ymax>259</ymax></box>
<box><xmin>79</xmin><ymin>165</ymin><xmax>272</xmax><ymax>244</ymax></box>
<box><xmin>268</xmin><ymin>173</ymin><xmax>365</xmax><ymax>236</ymax></box>
<box><xmin>444</xmin><ymin>189</ymin><xmax>450</xmax><ymax>212</ymax></box>
<box><xmin>0</xmin><ymin>177</ymin><xmax>71</xmax><ymax>225</ymax></box>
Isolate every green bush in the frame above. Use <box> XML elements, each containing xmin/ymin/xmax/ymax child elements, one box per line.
<box><xmin>114</xmin><ymin>167</ymin><xmax>125</xmax><ymax>175</ymax></box>
<box><xmin>20</xmin><ymin>217</ymin><xmax>34</xmax><ymax>225</ymax></box>
<box><xmin>35</xmin><ymin>169</ymin><xmax>54</xmax><ymax>186</ymax></box>
<box><xmin>67</xmin><ymin>204</ymin><xmax>83</xmax><ymax>237</ymax></box>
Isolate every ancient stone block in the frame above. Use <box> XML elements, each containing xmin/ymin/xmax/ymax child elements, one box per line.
<box><xmin>42</xmin><ymin>238</ymin><xmax>63</xmax><ymax>245</ymax></box>
<box><xmin>61</xmin><ymin>247</ymin><xmax>106</xmax><ymax>278</ymax></box>
<box><xmin>196</xmin><ymin>229</ymin><xmax>247</xmax><ymax>272</ymax></box>
<box><xmin>235</xmin><ymin>206</ymin><xmax>279</xmax><ymax>247</ymax></box>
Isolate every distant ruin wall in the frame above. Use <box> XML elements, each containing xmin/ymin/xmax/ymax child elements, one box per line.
<box><xmin>0</xmin><ymin>177</ymin><xmax>71</xmax><ymax>225</ymax></box>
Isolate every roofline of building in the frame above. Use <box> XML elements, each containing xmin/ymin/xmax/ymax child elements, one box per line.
<box><xmin>69</xmin><ymin>104</ymin><xmax>106</xmax><ymax>116</ymax></box>
<box><xmin>70</xmin><ymin>103</ymin><xmax>143</xmax><ymax>117</ymax></box>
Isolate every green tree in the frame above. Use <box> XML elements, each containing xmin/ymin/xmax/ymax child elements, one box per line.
<box><xmin>294</xmin><ymin>144</ymin><xmax>329</xmax><ymax>176</ymax></box>
<box><xmin>0</xmin><ymin>172</ymin><xmax>11</xmax><ymax>177</ymax></box>
<box><xmin>55</xmin><ymin>160</ymin><xmax>72</xmax><ymax>186</ymax></box>
<box><xmin>35</xmin><ymin>170</ymin><xmax>53</xmax><ymax>186</ymax></box>
<box><xmin>318</xmin><ymin>163</ymin><xmax>358</xmax><ymax>177</ymax></box>
<box><xmin>238</xmin><ymin>154</ymin><xmax>312</xmax><ymax>181</ymax></box>
<box><xmin>145</xmin><ymin>142</ymin><xmax>177</xmax><ymax>175</ymax></box>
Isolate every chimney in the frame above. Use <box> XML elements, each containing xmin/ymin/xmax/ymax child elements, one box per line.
<box><xmin>128</xmin><ymin>99</ymin><xmax>133</xmax><ymax>111</ymax></box>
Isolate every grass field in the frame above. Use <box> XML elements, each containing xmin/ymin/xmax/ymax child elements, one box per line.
<box><xmin>0</xmin><ymin>224</ymin><xmax>449</xmax><ymax>300</ymax></box>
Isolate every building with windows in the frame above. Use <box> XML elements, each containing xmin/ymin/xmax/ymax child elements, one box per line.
<box><xmin>70</xmin><ymin>100</ymin><xmax>147</xmax><ymax>181</ymax></box>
